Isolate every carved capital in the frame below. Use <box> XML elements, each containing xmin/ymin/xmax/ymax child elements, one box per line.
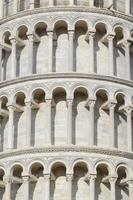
<box><xmin>109</xmin><ymin>177</ymin><xmax>117</xmax><ymax>184</ymax></box>
<box><xmin>44</xmin><ymin>174</ymin><xmax>51</xmax><ymax>181</ymax></box>
<box><xmin>66</xmin><ymin>174</ymin><xmax>73</xmax><ymax>181</ymax></box>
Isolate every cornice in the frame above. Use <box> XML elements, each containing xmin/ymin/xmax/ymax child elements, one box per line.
<box><xmin>0</xmin><ymin>7</ymin><xmax>133</xmax><ymax>25</ymax></box>
<box><xmin>0</xmin><ymin>146</ymin><xmax>133</xmax><ymax>160</ymax></box>
<box><xmin>0</xmin><ymin>73</ymin><xmax>133</xmax><ymax>89</ymax></box>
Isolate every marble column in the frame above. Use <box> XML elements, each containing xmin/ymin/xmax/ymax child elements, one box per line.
<box><xmin>67</xmin><ymin>99</ymin><xmax>73</xmax><ymax>145</ymax></box>
<box><xmin>4</xmin><ymin>178</ymin><xmax>11</xmax><ymax>200</ymax></box>
<box><xmin>7</xmin><ymin>105</ymin><xmax>15</xmax><ymax>149</ymax></box>
<box><xmin>109</xmin><ymin>177</ymin><xmax>117</xmax><ymax>200</ymax></box>
<box><xmin>89</xmin><ymin>174</ymin><xmax>96</xmax><ymax>200</ymax></box>
<box><xmin>88</xmin><ymin>99</ymin><xmax>96</xmax><ymax>145</ymax></box>
<box><xmin>128</xmin><ymin>180</ymin><xmax>133</xmax><ymax>200</ymax></box>
<box><xmin>47</xmin><ymin>31</ymin><xmax>53</xmax><ymax>72</ymax></box>
<box><xmin>0</xmin><ymin>45</ymin><xmax>3</xmax><ymax>82</ymax></box>
<box><xmin>49</xmin><ymin>0</ymin><xmax>54</xmax><ymax>6</ymax></box>
<box><xmin>107</xmin><ymin>34</ymin><xmax>115</xmax><ymax>76</ymax></box>
<box><xmin>125</xmin><ymin>0</ymin><xmax>130</xmax><ymax>14</ymax></box>
<box><xmin>0</xmin><ymin>0</ymin><xmax>3</xmax><ymax>18</ymax></box>
<box><xmin>27</xmin><ymin>34</ymin><xmax>34</xmax><ymax>74</ymax></box>
<box><xmin>13</xmin><ymin>0</ymin><xmax>18</xmax><ymax>13</ymax></box>
<box><xmin>29</xmin><ymin>0</ymin><xmax>35</xmax><ymax>9</ymax></box>
<box><xmin>68</xmin><ymin>31</ymin><xmax>74</xmax><ymax>72</ymax></box>
<box><xmin>69</xmin><ymin>0</ymin><xmax>74</xmax><ymax>5</ymax></box>
<box><xmin>66</xmin><ymin>174</ymin><xmax>73</xmax><ymax>200</ymax></box>
<box><xmin>10</xmin><ymin>38</ymin><xmax>17</xmax><ymax>79</ymax></box>
<box><xmin>25</xmin><ymin>101</ymin><xmax>32</xmax><ymax>147</ymax></box>
<box><xmin>89</xmin><ymin>31</ymin><xmax>95</xmax><ymax>73</ymax></box>
<box><xmin>22</xmin><ymin>176</ymin><xmax>29</xmax><ymax>200</ymax></box>
<box><xmin>46</xmin><ymin>99</ymin><xmax>52</xmax><ymax>145</ymax></box>
<box><xmin>109</xmin><ymin>102</ymin><xmax>116</xmax><ymax>148</ymax></box>
<box><xmin>44</xmin><ymin>174</ymin><xmax>50</xmax><ymax>200</ymax></box>
<box><xmin>124</xmin><ymin>41</ymin><xmax>131</xmax><ymax>80</ymax></box>
<box><xmin>125</xmin><ymin>106</ymin><xmax>133</xmax><ymax>152</ymax></box>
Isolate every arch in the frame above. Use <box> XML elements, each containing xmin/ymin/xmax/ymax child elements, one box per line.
<box><xmin>28</xmin><ymin>160</ymin><xmax>45</xmax><ymax>174</ymax></box>
<box><xmin>73</xmin><ymin>18</ymin><xmax>92</xmax><ymax>30</ymax></box>
<box><xmin>17</xmin><ymin>25</ymin><xmax>28</xmax><ymax>40</ymax></box>
<box><xmin>49</xmin><ymin>160</ymin><xmax>67</xmax><ymax>172</ymax></box>
<box><xmin>72</xmin><ymin>86</ymin><xmax>89</xmax><ymax>98</ymax></box>
<box><xmin>72</xmin><ymin>160</ymin><xmax>89</xmax><ymax>173</ymax></box>
<box><xmin>116</xmin><ymin>163</ymin><xmax>131</xmax><ymax>178</ymax></box>
<box><xmin>94</xmin><ymin>88</ymin><xmax>109</xmax><ymax>99</ymax></box>
<box><xmin>54</xmin><ymin>20</ymin><xmax>68</xmax><ymax>30</ymax></box>
<box><xmin>94</xmin><ymin>21</ymin><xmax>111</xmax><ymax>34</ymax></box>
<box><xmin>94</xmin><ymin>160</ymin><xmax>113</xmax><ymax>175</ymax></box>
<box><xmin>10</xmin><ymin>163</ymin><xmax>24</xmax><ymax>177</ymax></box>
<box><xmin>34</xmin><ymin>21</ymin><xmax>47</xmax><ymax>37</ymax></box>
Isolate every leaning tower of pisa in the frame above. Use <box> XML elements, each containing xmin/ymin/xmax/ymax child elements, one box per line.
<box><xmin>0</xmin><ymin>0</ymin><xmax>133</xmax><ymax>199</ymax></box>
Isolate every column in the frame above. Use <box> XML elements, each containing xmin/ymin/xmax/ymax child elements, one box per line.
<box><xmin>25</xmin><ymin>101</ymin><xmax>32</xmax><ymax>147</ymax></box>
<box><xmin>107</xmin><ymin>34</ymin><xmax>115</xmax><ymax>76</ymax></box>
<box><xmin>29</xmin><ymin>0</ymin><xmax>35</xmax><ymax>9</ymax></box>
<box><xmin>67</xmin><ymin>99</ymin><xmax>73</xmax><ymax>145</ymax></box>
<box><xmin>0</xmin><ymin>0</ymin><xmax>3</xmax><ymax>19</ymax></box>
<box><xmin>88</xmin><ymin>99</ymin><xmax>96</xmax><ymax>146</ymax></box>
<box><xmin>89</xmin><ymin>0</ymin><xmax>94</xmax><ymax>7</ymax></box>
<box><xmin>89</xmin><ymin>174</ymin><xmax>96</xmax><ymax>200</ymax></box>
<box><xmin>69</xmin><ymin>0</ymin><xmax>74</xmax><ymax>6</ymax></box>
<box><xmin>27</xmin><ymin>34</ymin><xmax>34</xmax><ymax>74</ymax></box>
<box><xmin>22</xmin><ymin>176</ymin><xmax>29</xmax><ymax>200</ymax></box>
<box><xmin>4</xmin><ymin>178</ymin><xmax>11</xmax><ymax>200</ymax></box>
<box><xmin>0</xmin><ymin>45</ymin><xmax>3</xmax><ymax>82</ymax></box>
<box><xmin>68</xmin><ymin>31</ymin><xmax>74</xmax><ymax>72</ymax></box>
<box><xmin>7</xmin><ymin>105</ymin><xmax>15</xmax><ymax>149</ymax></box>
<box><xmin>44</xmin><ymin>174</ymin><xmax>50</xmax><ymax>200</ymax></box>
<box><xmin>109</xmin><ymin>177</ymin><xmax>117</xmax><ymax>200</ymax></box>
<box><xmin>128</xmin><ymin>180</ymin><xmax>133</xmax><ymax>200</ymax></box>
<box><xmin>10</xmin><ymin>38</ymin><xmax>17</xmax><ymax>79</ymax></box>
<box><xmin>49</xmin><ymin>0</ymin><xmax>54</xmax><ymax>6</ymax></box>
<box><xmin>109</xmin><ymin>102</ymin><xmax>116</xmax><ymax>148</ymax></box>
<box><xmin>47</xmin><ymin>31</ymin><xmax>53</xmax><ymax>72</ymax></box>
<box><xmin>66</xmin><ymin>174</ymin><xmax>73</xmax><ymax>200</ymax></box>
<box><xmin>124</xmin><ymin>41</ymin><xmax>131</xmax><ymax>80</ymax></box>
<box><xmin>126</xmin><ymin>106</ymin><xmax>133</xmax><ymax>152</ymax></box>
<box><xmin>13</xmin><ymin>0</ymin><xmax>18</xmax><ymax>13</ymax></box>
<box><xmin>125</xmin><ymin>0</ymin><xmax>130</xmax><ymax>14</ymax></box>
<box><xmin>89</xmin><ymin>31</ymin><xmax>95</xmax><ymax>73</ymax></box>
<box><xmin>46</xmin><ymin>99</ymin><xmax>52</xmax><ymax>145</ymax></box>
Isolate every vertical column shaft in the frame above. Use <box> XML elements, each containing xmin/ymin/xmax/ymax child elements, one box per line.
<box><xmin>109</xmin><ymin>177</ymin><xmax>117</xmax><ymax>200</ymax></box>
<box><xmin>27</xmin><ymin>34</ymin><xmax>34</xmax><ymax>74</ymax></box>
<box><xmin>89</xmin><ymin>32</ymin><xmax>95</xmax><ymax>73</ymax></box>
<box><xmin>10</xmin><ymin>38</ymin><xmax>17</xmax><ymax>79</ymax></box>
<box><xmin>4</xmin><ymin>178</ymin><xmax>11</xmax><ymax>200</ymax></box>
<box><xmin>69</xmin><ymin>0</ymin><xmax>74</xmax><ymax>6</ymax></box>
<box><xmin>126</xmin><ymin>107</ymin><xmax>133</xmax><ymax>151</ymax></box>
<box><xmin>0</xmin><ymin>0</ymin><xmax>3</xmax><ymax>19</ymax></box>
<box><xmin>46</xmin><ymin>99</ymin><xmax>52</xmax><ymax>145</ymax></box>
<box><xmin>44</xmin><ymin>174</ymin><xmax>50</xmax><ymax>200</ymax></box>
<box><xmin>22</xmin><ymin>176</ymin><xmax>29</xmax><ymax>200</ymax></box>
<box><xmin>13</xmin><ymin>0</ymin><xmax>18</xmax><ymax>13</ymax></box>
<box><xmin>25</xmin><ymin>101</ymin><xmax>32</xmax><ymax>147</ymax></box>
<box><xmin>0</xmin><ymin>46</ymin><xmax>3</xmax><ymax>82</ymax></box>
<box><xmin>125</xmin><ymin>0</ymin><xmax>130</xmax><ymax>14</ymax></box>
<box><xmin>124</xmin><ymin>41</ymin><xmax>131</xmax><ymax>80</ymax></box>
<box><xmin>89</xmin><ymin>174</ymin><xmax>96</xmax><ymax>200</ymax></box>
<box><xmin>128</xmin><ymin>180</ymin><xmax>133</xmax><ymax>200</ymax></box>
<box><xmin>49</xmin><ymin>0</ymin><xmax>54</xmax><ymax>6</ymax></box>
<box><xmin>29</xmin><ymin>0</ymin><xmax>35</xmax><ymax>9</ymax></box>
<box><xmin>67</xmin><ymin>174</ymin><xmax>73</xmax><ymax>200</ymax></box>
<box><xmin>7</xmin><ymin>105</ymin><xmax>15</xmax><ymax>149</ymax></box>
<box><xmin>109</xmin><ymin>102</ymin><xmax>116</xmax><ymax>148</ymax></box>
<box><xmin>67</xmin><ymin>99</ymin><xmax>73</xmax><ymax>145</ymax></box>
<box><xmin>47</xmin><ymin>31</ymin><xmax>53</xmax><ymax>72</ymax></box>
<box><xmin>68</xmin><ymin>31</ymin><xmax>74</xmax><ymax>72</ymax></box>
<box><xmin>88</xmin><ymin>100</ymin><xmax>96</xmax><ymax>145</ymax></box>
<box><xmin>108</xmin><ymin>35</ymin><xmax>115</xmax><ymax>76</ymax></box>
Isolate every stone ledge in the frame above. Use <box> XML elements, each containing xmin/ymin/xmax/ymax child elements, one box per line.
<box><xmin>0</xmin><ymin>146</ymin><xmax>133</xmax><ymax>160</ymax></box>
<box><xmin>0</xmin><ymin>7</ymin><xmax>133</xmax><ymax>25</ymax></box>
<box><xmin>0</xmin><ymin>73</ymin><xmax>133</xmax><ymax>89</ymax></box>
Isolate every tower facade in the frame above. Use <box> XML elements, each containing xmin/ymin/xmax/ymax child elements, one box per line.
<box><xmin>0</xmin><ymin>0</ymin><xmax>133</xmax><ymax>199</ymax></box>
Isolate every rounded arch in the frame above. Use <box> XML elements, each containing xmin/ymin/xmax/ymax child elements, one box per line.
<box><xmin>34</xmin><ymin>21</ymin><xmax>47</xmax><ymax>37</ymax></box>
<box><xmin>16</xmin><ymin>24</ymin><xmax>29</xmax><ymax>40</ymax></box>
<box><xmin>27</xmin><ymin>160</ymin><xmax>45</xmax><ymax>174</ymax></box>
<box><xmin>14</xmin><ymin>91</ymin><xmax>26</xmax><ymax>106</ymax></box>
<box><xmin>94</xmin><ymin>87</ymin><xmax>109</xmax><ymax>99</ymax></box>
<box><xmin>48</xmin><ymin>160</ymin><xmax>67</xmax><ymax>173</ymax></box>
<box><xmin>52</xmin><ymin>86</ymin><xmax>67</xmax><ymax>97</ymax></box>
<box><xmin>74</xmin><ymin>20</ymin><xmax>89</xmax><ymax>30</ymax></box>
<box><xmin>72</xmin><ymin>18</ymin><xmax>92</xmax><ymax>30</ymax></box>
<box><xmin>72</xmin><ymin>86</ymin><xmax>89</xmax><ymax>98</ymax></box>
<box><xmin>10</xmin><ymin>163</ymin><xmax>24</xmax><ymax>177</ymax></box>
<box><xmin>93</xmin><ymin>20</ymin><xmax>112</xmax><ymax>33</ymax></box>
<box><xmin>2</xmin><ymin>30</ymin><xmax>11</xmax><ymax>45</ymax></box>
<box><xmin>71</xmin><ymin>159</ymin><xmax>90</xmax><ymax>173</ymax></box>
<box><xmin>116</xmin><ymin>163</ymin><xmax>131</xmax><ymax>178</ymax></box>
<box><xmin>52</xmin><ymin>18</ymin><xmax>70</xmax><ymax>30</ymax></box>
<box><xmin>29</xmin><ymin>161</ymin><xmax>44</xmax><ymax>176</ymax></box>
<box><xmin>113</xmin><ymin>24</ymin><xmax>129</xmax><ymax>39</ymax></box>
<box><xmin>94</xmin><ymin>160</ymin><xmax>114</xmax><ymax>175</ymax></box>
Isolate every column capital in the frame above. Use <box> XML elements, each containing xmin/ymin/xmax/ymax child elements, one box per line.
<box><xmin>4</xmin><ymin>177</ymin><xmax>11</xmax><ymax>184</ymax></box>
<box><xmin>108</xmin><ymin>101</ymin><xmax>117</xmax><ymax>109</ymax></box>
<box><xmin>127</xmin><ymin>179</ymin><xmax>133</xmax><ymax>186</ymax></box>
<box><xmin>68</xmin><ymin>30</ymin><xmax>75</xmax><ymax>37</ymax></box>
<box><xmin>89</xmin><ymin>174</ymin><xmax>97</xmax><ymax>181</ymax></box>
<box><xmin>25</xmin><ymin>101</ymin><xmax>33</xmax><ymax>107</ymax></box>
<box><xmin>87</xmin><ymin>99</ymin><xmax>96</xmax><ymax>107</ymax></box>
<box><xmin>27</xmin><ymin>34</ymin><xmax>34</xmax><ymax>41</ymax></box>
<box><xmin>47</xmin><ymin>30</ymin><xmax>54</xmax><ymax>36</ymax></box>
<box><xmin>107</xmin><ymin>33</ymin><xmax>115</xmax><ymax>41</ymax></box>
<box><xmin>22</xmin><ymin>175</ymin><xmax>30</xmax><ymax>182</ymax></box>
<box><xmin>109</xmin><ymin>176</ymin><xmax>117</xmax><ymax>183</ymax></box>
<box><xmin>7</xmin><ymin>104</ymin><xmax>16</xmax><ymax>111</ymax></box>
<box><xmin>124</xmin><ymin>105</ymin><xmax>133</xmax><ymax>114</ymax></box>
<box><xmin>123</xmin><ymin>39</ymin><xmax>132</xmax><ymax>47</ymax></box>
<box><xmin>67</xmin><ymin>99</ymin><xmax>73</xmax><ymax>106</ymax></box>
<box><xmin>44</xmin><ymin>174</ymin><xmax>51</xmax><ymax>180</ymax></box>
<box><xmin>66</xmin><ymin>174</ymin><xmax>73</xmax><ymax>181</ymax></box>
